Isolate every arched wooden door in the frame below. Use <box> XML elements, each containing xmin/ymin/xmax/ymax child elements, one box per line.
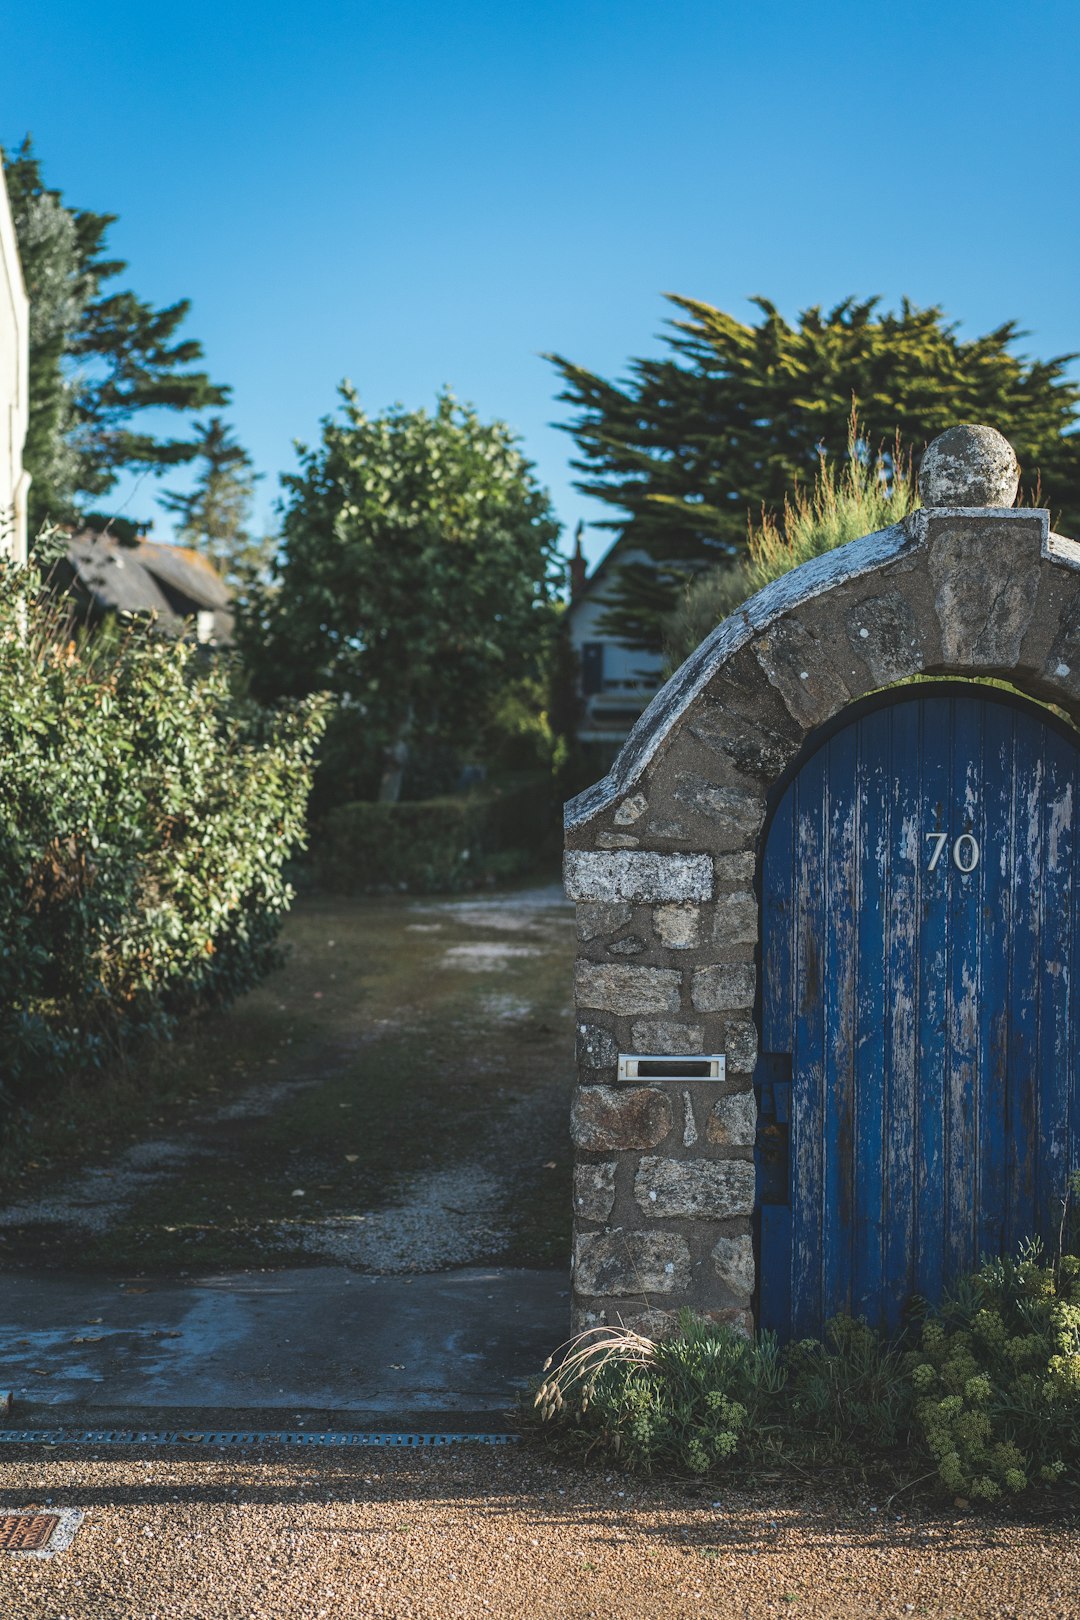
<box><xmin>757</xmin><ymin>684</ymin><xmax>1080</xmax><ymax>1339</ymax></box>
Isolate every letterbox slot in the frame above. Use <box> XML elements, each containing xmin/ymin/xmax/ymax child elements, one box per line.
<box><xmin>617</xmin><ymin>1054</ymin><xmax>726</xmax><ymax>1083</ymax></box>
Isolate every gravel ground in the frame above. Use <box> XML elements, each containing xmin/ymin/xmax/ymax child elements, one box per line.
<box><xmin>0</xmin><ymin>1443</ymin><xmax>1076</xmax><ymax>1619</ymax></box>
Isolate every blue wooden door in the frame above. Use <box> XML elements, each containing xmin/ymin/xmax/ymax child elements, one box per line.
<box><xmin>758</xmin><ymin>685</ymin><xmax>1080</xmax><ymax>1339</ymax></box>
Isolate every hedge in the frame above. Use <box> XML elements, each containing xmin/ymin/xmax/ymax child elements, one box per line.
<box><xmin>0</xmin><ymin>551</ymin><xmax>327</xmax><ymax>1093</ymax></box>
<box><xmin>315</xmin><ymin>777</ymin><xmax>557</xmax><ymax>893</ymax></box>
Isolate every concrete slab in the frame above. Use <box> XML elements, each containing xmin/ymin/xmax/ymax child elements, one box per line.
<box><xmin>0</xmin><ymin>1266</ymin><xmax>569</xmax><ymax>1425</ymax></box>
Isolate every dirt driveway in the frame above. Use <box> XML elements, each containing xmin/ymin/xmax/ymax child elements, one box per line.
<box><xmin>0</xmin><ymin>885</ymin><xmax>576</xmax><ymax>1276</ymax></box>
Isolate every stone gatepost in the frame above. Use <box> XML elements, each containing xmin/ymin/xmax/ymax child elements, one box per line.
<box><xmin>564</xmin><ymin>424</ymin><xmax>1080</xmax><ymax>1337</ymax></box>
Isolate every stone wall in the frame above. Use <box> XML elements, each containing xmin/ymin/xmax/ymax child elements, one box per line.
<box><xmin>564</xmin><ymin>437</ymin><xmax>1080</xmax><ymax>1335</ymax></box>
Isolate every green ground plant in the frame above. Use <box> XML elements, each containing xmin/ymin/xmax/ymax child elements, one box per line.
<box><xmin>907</xmin><ymin>1235</ymin><xmax>1080</xmax><ymax>1502</ymax></box>
<box><xmin>0</xmin><ymin>539</ymin><xmax>327</xmax><ymax>1095</ymax></box>
<box><xmin>532</xmin><ymin>1240</ymin><xmax>1080</xmax><ymax>1504</ymax></box>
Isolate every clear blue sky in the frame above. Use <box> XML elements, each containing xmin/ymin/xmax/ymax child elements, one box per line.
<box><xmin>4</xmin><ymin>0</ymin><xmax>1079</xmax><ymax>567</ymax></box>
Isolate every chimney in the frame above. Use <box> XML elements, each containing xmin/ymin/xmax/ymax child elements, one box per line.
<box><xmin>569</xmin><ymin>521</ymin><xmax>587</xmax><ymax>602</ymax></box>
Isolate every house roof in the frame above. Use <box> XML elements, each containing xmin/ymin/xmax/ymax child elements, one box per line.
<box><xmin>66</xmin><ymin>531</ymin><xmax>232</xmax><ymax>635</ymax></box>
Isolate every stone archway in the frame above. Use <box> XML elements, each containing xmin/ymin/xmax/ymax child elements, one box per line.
<box><xmin>564</xmin><ymin>426</ymin><xmax>1080</xmax><ymax>1335</ymax></box>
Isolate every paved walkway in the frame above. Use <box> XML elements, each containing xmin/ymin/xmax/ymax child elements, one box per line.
<box><xmin>1</xmin><ymin>1265</ymin><xmax>566</xmax><ymax>1432</ymax></box>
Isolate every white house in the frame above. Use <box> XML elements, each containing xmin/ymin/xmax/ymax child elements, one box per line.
<box><xmin>0</xmin><ymin>158</ymin><xmax>29</xmax><ymax>564</ymax></box>
<box><xmin>564</xmin><ymin>528</ymin><xmax>665</xmax><ymax>748</ymax></box>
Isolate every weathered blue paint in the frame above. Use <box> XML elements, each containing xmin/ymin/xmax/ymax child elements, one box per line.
<box><xmin>758</xmin><ymin>684</ymin><xmax>1080</xmax><ymax>1339</ymax></box>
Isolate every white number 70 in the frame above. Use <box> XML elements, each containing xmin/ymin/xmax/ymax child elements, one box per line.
<box><xmin>925</xmin><ymin>831</ymin><xmax>980</xmax><ymax>873</ymax></box>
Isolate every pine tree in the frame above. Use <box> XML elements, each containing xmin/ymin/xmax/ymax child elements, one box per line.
<box><xmin>3</xmin><ymin>139</ymin><xmax>228</xmax><ymax>531</ymax></box>
<box><xmin>549</xmin><ymin>296</ymin><xmax>1080</xmax><ymax>649</ymax></box>
<box><xmin>161</xmin><ymin>417</ymin><xmax>269</xmax><ymax>582</ymax></box>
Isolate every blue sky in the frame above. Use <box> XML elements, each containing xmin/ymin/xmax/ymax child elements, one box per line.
<box><xmin>4</xmin><ymin>0</ymin><xmax>1079</xmax><ymax>568</ymax></box>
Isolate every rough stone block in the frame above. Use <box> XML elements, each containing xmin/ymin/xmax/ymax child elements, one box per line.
<box><xmin>575</xmin><ymin>960</ymin><xmax>682</xmax><ymax>1015</ymax></box>
<box><xmin>573</xmin><ymin>1161</ymin><xmax>617</xmax><ymax>1222</ymax></box>
<box><xmin>576</xmin><ymin>901</ymin><xmax>633</xmax><ymax>942</ymax></box>
<box><xmin>577</xmin><ymin>1022</ymin><xmax>618</xmax><ymax>1071</ymax></box>
<box><xmin>713</xmin><ymin>890</ymin><xmax>757</xmax><ymax>947</ymax></box>
<box><xmin>845</xmin><ymin>592</ymin><xmax>923</xmax><ymax>686</ymax></box>
<box><xmin>614</xmin><ymin>792</ymin><xmax>648</xmax><ymax>826</ymax></box>
<box><xmin>927</xmin><ymin>517</ymin><xmax>1041</xmax><ymax>667</ymax></box>
<box><xmin>635</xmin><ymin>1156</ymin><xmax>755</xmax><ymax>1219</ymax></box>
<box><xmin>646</xmin><ymin>818</ymin><xmax>691</xmax><ymax>841</ymax></box>
<box><xmin>673</xmin><ymin>776</ymin><xmax>764</xmax><ymax>845</ymax></box>
<box><xmin>706</xmin><ymin>1089</ymin><xmax>757</xmax><ymax>1146</ymax></box>
<box><xmin>573</xmin><ymin>1230</ymin><xmax>691</xmax><ymax>1296</ymax></box>
<box><xmin>711</xmin><ymin>1234</ymin><xmax>755</xmax><ymax>1298</ymax></box>
<box><xmin>687</xmin><ymin>702</ymin><xmax>795</xmax><ymax>782</ymax></box>
<box><xmin>722</xmin><ymin>1018</ymin><xmax>758</xmax><ymax>1074</ymax></box>
<box><xmin>692</xmin><ymin>962</ymin><xmax>756</xmax><ymax>1013</ymax></box>
<box><xmin>714</xmin><ymin>851</ymin><xmax>757</xmax><ymax>887</ymax></box>
<box><xmin>571</xmin><ymin>1085</ymin><xmax>673</xmax><ymax>1151</ymax></box>
<box><xmin>630</xmin><ymin>1019</ymin><xmax>704</xmax><ymax>1055</ymax></box>
<box><xmin>706</xmin><ymin>1306</ymin><xmax>754</xmax><ymax>1338</ymax></box>
<box><xmin>564</xmin><ymin>850</ymin><xmax>714</xmax><ymax>904</ymax></box>
<box><xmin>618</xmin><ymin>1308</ymin><xmax>681</xmax><ymax>1339</ymax></box>
<box><xmin>654</xmin><ymin>904</ymin><xmax>701</xmax><ymax>949</ymax></box>
<box><xmin>608</xmin><ymin>935</ymin><xmax>647</xmax><ymax>956</ymax></box>
<box><xmin>752</xmin><ymin>616</ymin><xmax>853</xmax><ymax>726</ymax></box>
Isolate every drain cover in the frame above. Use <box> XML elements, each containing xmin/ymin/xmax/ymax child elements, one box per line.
<box><xmin>0</xmin><ymin>1514</ymin><xmax>60</xmax><ymax>1552</ymax></box>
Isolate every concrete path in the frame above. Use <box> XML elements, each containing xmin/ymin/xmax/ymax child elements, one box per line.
<box><xmin>1</xmin><ymin>1265</ymin><xmax>568</xmax><ymax>1430</ymax></box>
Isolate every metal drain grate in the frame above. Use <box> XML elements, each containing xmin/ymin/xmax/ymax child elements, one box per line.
<box><xmin>0</xmin><ymin>1514</ymin><xmax>60</xmax><ymax>1552</ymax></box>
<box><xmin>0</xmin><ymin>1428</ymin><xmax>519</xmax><ymax>1449</ymax></box>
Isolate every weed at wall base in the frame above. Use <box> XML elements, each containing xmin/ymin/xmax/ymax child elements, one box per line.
<box><xmin>531</xmin><ymin>1239</ymin><xmax>1080</xmax><ymax>1504</ymax></box>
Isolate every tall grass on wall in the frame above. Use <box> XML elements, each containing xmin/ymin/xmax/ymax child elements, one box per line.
<box><xmin>0</xmin><ymin>540</ymin><xmax>327</xmax><ymax>1093</ymax></box>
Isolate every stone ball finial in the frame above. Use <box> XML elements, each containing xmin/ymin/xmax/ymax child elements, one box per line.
<box><xmin>919</xmin><ymin>424</ymin><xmax>1019</xmax><ymax>508</ymax></box>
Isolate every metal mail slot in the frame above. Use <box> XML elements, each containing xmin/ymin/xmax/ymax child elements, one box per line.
<box><xmin>617</xmin><ymin>1053</ymin><xmax>726</xmax><ymax>1083</ymax></box>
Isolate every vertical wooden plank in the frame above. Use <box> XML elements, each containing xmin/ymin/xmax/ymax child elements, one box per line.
<box><xmin>852</xmin><ymin>706</ymin><xmax>888</xmax><ymax>1328</ymax></box>
<box><xmin>758</xmin><ymin>1206</ymin><xmax>792</xmax><ymax>1338</ymax></box>
<box><xmin>976</xmin><ymin>699</ymin><xmax>1013</xmax><ymax>1268</ymax></box>
<box><xmin>791</xmin><ymin>750</ymin><xmax>827</xmax><ymax>1339</ymax></box>
<box><xmin>915</xmin><ymin>694</ymin><xmax>950</xmax><ymax>1308</ymax></box>
<box><xmin>822</xmin><ymin>722</ymin><xmax>859</xmax><ymax>1322</ymax></box>
<box><xmin>1007</xmin><ymin>704</ymin><xmax>1042</xmax><ymax>1250</ymax></box>
<box><xmin>944</xmin><ymin>696</ymin><xmax>983</xmax><ymax>1279</ymax></box>
<box><xmin>881</xmin><ymin>699</ymin><xmax>919</xmax><ymax>1333</ymax></box>
<box><xmin>1035</xmin><ymin>725</ymin><xmax>1075</xmax><ymax>1250</ymax></box>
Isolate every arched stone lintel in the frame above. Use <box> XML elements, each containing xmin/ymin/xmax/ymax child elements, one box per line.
<box><xmin>565</xmin><ymin>507</ymin><xmax>1080</xmax><ymax>846</ymax></box>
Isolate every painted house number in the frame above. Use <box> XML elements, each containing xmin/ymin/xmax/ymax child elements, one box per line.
<box><xmin>925</xmin><ymin>831</ymin><xmax>981</xmax><ymax>873</ymax></box>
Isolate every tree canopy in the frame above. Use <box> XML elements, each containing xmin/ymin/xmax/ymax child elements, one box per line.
<box><xmin>4</xmin><ymin>139</ymin><xmax>228</xmax><ymax>531</ymax></box>
<box><xmin>548</xmin><ymin>295</ymin><xmax>1080</xmax><ymax>649</ymax></box>
<box><xmin>238</xmin><ymin>387</ymin><xmax>563</xmax><ymax>804</ymax></box>
<box><xmin>161</xmin><ymin>416</ymin><xmax>269</xmax><ymax>583</ymax></box>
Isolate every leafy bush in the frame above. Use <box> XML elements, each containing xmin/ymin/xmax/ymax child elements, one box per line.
<box><xmin>0</xmin><ymin>547</ymin><xmax>327</xmax><ymax>1092</ymax></box>
<box><xmin>533</xmin><ymin>1312</ymin><xmax>910</xmax><ymax>1481</ymax></box>
<box><xmin>907</xmin><ymin>1239</ymin><xmax>1080</xmax><ymax>1501</ymax></box>
<box><xmin>315</xmin><ymin>775</ymin><xmax>557</xmax><ymax>893</ymax></box>
<box><xmin>533</xmin><ymin>1243</ymin><xmax>1080</xmax><ymax>1502</ymax></box>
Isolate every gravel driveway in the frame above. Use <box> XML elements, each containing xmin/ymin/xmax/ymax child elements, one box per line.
<box><xmin>0</xmin><ymin>1443</ymin><xmax>1076</xmax><ymax>1619</ymax></box>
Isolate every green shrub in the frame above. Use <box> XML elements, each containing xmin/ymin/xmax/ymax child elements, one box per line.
<box><xmin>0</xmin><ymin>547</ymin><xmax>327</xmax><ymax>1093</ymax></box>
<box><xmin>532</xmin><ymin>1244</ymin><xmax>1080</xmax><ymax>1501</ymax></box>
<box><xmin>315</xmin><ymin>775</ymin><xmax>556</xmax><ymax>893</ymax></box>
<box><xmin>533</xmin><ymin>1311</ymin><xmax>909</xmax><ymax>1481</ymax></box>
<box><xmin>907</xmin><ymin>1239</ymin><xmax>1080</xmax><ymax>1501</ymax></box>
